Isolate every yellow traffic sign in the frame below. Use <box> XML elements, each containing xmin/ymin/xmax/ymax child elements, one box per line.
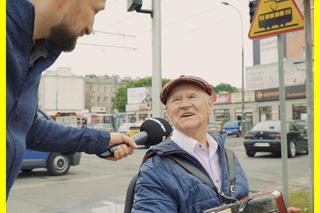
<box><xmin>248</xmin><ymin>0</ymin><xmax>304</xmax><ymax>39</ymax></box>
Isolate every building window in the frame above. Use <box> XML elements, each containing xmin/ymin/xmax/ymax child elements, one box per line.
<box><xmin>90</xmin><ymin>86</ymin><xmax>94</xmax><ymax>92</ymax></box>
<box><xmin>214</xmin><ymin>109</ymin><xmax>230</xmax><ymax>124</ymax></box>
<box><xmin>292</xmin><ymin>104</ymin><xmax>307</xmax><ymax>120</ymax></box>
<box><xmin>90</xmin><ymin>96</ymin><xmax>94</xmax><ymax>103</ymax></box>
<box><xmin>97</xmin><ymin>97</ymin><xmax>101</xmax><ymax>103</ymax></box>
<box><xmin>259</xmin><ymin>106</ymin><xmax>272</xmax><ymax>121</ymax></box>
<box><xmin>104</xmin><ymin>97</ymin><xmax>108</xmax><ymax>102</ymax></box>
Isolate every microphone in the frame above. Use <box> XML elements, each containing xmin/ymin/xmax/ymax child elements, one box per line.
<box><xmin>98</xmin><ymin>118</ymin><xmax>172</xmax><ymax>158</ymax></box>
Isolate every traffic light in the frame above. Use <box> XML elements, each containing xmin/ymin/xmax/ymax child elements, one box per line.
<box><xmin>249</xmin><ymin>0</ymin><xmax>258</xmax><ymax>23</ymax></box>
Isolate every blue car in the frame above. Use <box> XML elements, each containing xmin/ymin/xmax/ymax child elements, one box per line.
<box><xmin>21</xmin><ymin>109</ymin><xmax>81</xmax><ymax>176</ymax></box>
<box><xmin>223</xmin><ymin>120</ymin><xmax>241</xmax><ymax>137</ymax></box>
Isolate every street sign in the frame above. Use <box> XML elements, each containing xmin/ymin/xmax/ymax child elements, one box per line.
<box><xmin>248</xmin><ymin>0</ymin><xmax>304</xmax><ymax>39</ymax></box>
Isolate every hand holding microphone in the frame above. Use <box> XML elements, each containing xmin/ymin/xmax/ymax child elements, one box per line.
<box><xmin>99</xmin><ymin>118</ymin><xmax>172</xmax><ymax>159</ymax></box>
<box><xmin>103</xmin><ymin>133</ymin><xmax>137</xmax><ymax>161</ymax></box>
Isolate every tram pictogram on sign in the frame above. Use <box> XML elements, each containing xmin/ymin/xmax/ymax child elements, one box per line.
<box><xmin>248</xmin><ymin>0</ymin><xmax>304</xmax><ymax>39</ymax></box>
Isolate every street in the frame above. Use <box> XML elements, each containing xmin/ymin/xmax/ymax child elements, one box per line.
<box><xmin>7</xmin><ymin>137</ymin><xmax>311</xmax><ymax>213</ymax></box>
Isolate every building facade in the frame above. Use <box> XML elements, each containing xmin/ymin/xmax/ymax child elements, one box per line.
<box><xmin>84</xmin><ymin>75</ymin><xmax>120</xmax><ymax>114</ymax></box>
<box><xmin>219</xmin><ymin>0</ymin><xmax>314</xmax><ymax>131</ymax></box>
<box><xmin>213</xmin><ymin>85</ymin><xmax>307</xmax><ymax>131</ymax></box>
<box><xmin>38</xmin><ymin>67</ymin><xmax>85</xmax><ymax>113</ymax></box>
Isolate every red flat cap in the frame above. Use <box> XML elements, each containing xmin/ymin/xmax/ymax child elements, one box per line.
<box><xmin>160</xmin><ymin>75</ymin><xmax>213</xmax><ymax>105</ymax></box>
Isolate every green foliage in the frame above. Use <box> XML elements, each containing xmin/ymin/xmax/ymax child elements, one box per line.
<box><xmin>289</xmin><ymin>190</ymin><xmax>310</xmax><ymax>213</ymax></box>
<box><xmin>213</xmin><ymin>83</ymin><xmax>239</xmax><ymax>94</ymax></box>
<box><xmin>116</xmin><ymin>77</ymin><xmax>170</xmax><ymax>112</ymax></box>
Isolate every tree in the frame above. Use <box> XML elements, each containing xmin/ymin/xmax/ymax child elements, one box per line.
<box><xmin>116</xmin><ymin>77</ymin><xmax>170</xmax><ymax>112</ymax></box>
<box><xmin>213</xmin><ymin>83</ymin><xmax>239</xmax><ymax>94</ymax></box>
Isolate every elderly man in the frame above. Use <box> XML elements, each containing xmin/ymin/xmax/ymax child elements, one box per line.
<box><xmin>6</xmin><ymin>0</ymin><xmax>136</xmax><ymax>199</ymax></box>
<box><xmin>131</xmin><ymin>75</ymin><xmax>249</xmax><ymax>213</ymax></box>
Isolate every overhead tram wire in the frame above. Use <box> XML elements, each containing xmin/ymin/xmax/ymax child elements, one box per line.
<box><xmin>77</xmin><ymin>42</ymin><xmax>137</xmax><ymax>51</ymax></box>
<box><xmin>92</xmin><ymin>30</ymin><xmax>136</xmax><ymax>38</ymax></box>
<box><xmin>101</xmin><ymin>13</ymin><xmax>137</xmax><ymax>30</ymax></box>
<box><xmin>134</xmin><ymin>5</ymin><xmax>222</xmax><ymax>36</ymax></box>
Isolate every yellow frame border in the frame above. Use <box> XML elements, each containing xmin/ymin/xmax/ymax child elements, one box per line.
<box><xmin>1</xmin><ymin>0</ymin><xmax>6</xmax><ymax>210</ymax></box>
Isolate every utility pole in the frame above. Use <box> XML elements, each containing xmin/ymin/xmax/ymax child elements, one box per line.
<box><xmin>221</xmin><ymin>2</ymin><xmax>245</xmax><ymax>135</ymax></box>
<box><xmin>151</xmin><ymin>0</ymin><xmax>162</xmax><ymax>118</ymax></box>
<box><xmin>303</xmin><ymin>0</ymin><xmax>314</xmax><ymax>211</ymax></box>
<box><xmin>127</xmin><ymin>0</ymin><xmax>162</xmax><ymax>118</ymax></box>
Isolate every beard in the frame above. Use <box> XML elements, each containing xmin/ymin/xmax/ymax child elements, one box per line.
<box><xmin>48</xmin><ymin>22</ymin><xmax>78</xmax><ymax>52</ymax></box>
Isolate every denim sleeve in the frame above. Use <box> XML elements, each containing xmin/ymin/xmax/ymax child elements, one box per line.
<box><xmin>131</xmin><ymin>158</ymin><xmax>178</xmax><ymax>213</ymax></box>
<box><xmin>26</xmin><ymin>116</ymin><xmax>110</xmax><ymax>155</ymax></box>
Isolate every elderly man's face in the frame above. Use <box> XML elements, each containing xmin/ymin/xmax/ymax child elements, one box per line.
<box><xmin>166</xmin><ymin>84</ymin><xmax>213</xmax><ymax>134</ymax></box>
<box><xmin>48</xmin><ymin>0</ymin><xmax>106</xmax><ymax>51</ymax></box>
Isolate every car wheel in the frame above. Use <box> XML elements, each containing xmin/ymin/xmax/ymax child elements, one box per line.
<box><xmin>47</xmin><ymin>153</ymin><xmax>70</xmax><ymax>176</ymax></box>
<box><xmin>288</xmin><ymin>141</ymin><xmax>296</xmax><ymax>158</ymax></box>
<box><xmin>21</xmin><ymin>169</ymin><xmax>33</xmax><ymax>173</ymax></box>
<box><xmin>246</xmin><ymin>150</ymin><xmax>256</xmax><ymax>157</ymax></box>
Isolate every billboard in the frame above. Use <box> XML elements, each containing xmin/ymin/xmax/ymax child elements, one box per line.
<box><xmin>127</xmin><ymin>87</ymin><xmax>150</xmax><ymax>104</ymax></box>
<box><xmin>246</xmin><ymin>59</ymin><xmax>306</xmax><ymax>91</ymax></box>
<box><xmin>255</xmin><ymin>85</ymin><xmax>306</xmax><ymax>102</ymax></box>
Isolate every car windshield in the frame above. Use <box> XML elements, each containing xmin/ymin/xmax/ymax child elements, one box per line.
<box><xmin>251</xmin><ymin>121</ymin><xmax>291</xmax><ymax>131</ymax></box>
<box><xmin>224</xmin><ymin>121</ymin><xmax>238</xmax><ymax>128</ymax></box>
<box><xmin>251</xmin><ymin>121</ymin><xmax>281</xmax><ymax>131</ymax></box>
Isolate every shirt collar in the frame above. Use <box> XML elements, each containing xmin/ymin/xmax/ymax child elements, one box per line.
<box><xmin>171</xmin><ymin>129</ymin><xmax>218</xmax><ymax>154</ymax></box>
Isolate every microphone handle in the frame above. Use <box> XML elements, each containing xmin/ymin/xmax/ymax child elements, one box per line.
<box><xmin>132</xmin><ymin>131</ymin><xmax>148</xmax><ymax>145</ymax></box>
<box><xmin>98</xmin><ymin>144</ymin><xmax>122</xmax><ymax>158</ymax></box>
<box><xmin>98</xmin><ymin>131</ymin><xmax>149</xmax><ymax>158</ymax></box>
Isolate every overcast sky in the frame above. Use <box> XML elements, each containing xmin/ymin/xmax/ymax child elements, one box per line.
<box><xmin>49</xmin><ymin>0</ymin><xmax>254</xmax><ymax>88</ymax></box>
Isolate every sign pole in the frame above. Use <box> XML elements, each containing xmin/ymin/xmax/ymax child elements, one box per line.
<box><xmin>151</xmin><ymin>0</ymin><xmax>162</xmax><ymax>118</ymax></box>
<box><xmin>277</xmin><ymin>34</ymin><xmax>288</xmax><ymax>206</ymax></box>
<box><xmin>303</xmin><ymin>0</ymin><xmax>313</xmax><ymax>211</ymax></box>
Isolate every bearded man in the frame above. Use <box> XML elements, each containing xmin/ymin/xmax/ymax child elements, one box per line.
<box><xmin>6</xmin><ymin>0</ymin><xmax>137</xmax><ymax>199</ymax></box>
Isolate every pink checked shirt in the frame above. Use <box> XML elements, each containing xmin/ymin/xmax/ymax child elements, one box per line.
<box><xmin>171</xmin><ymin>129</ymin><xmax>222</xmax><ymax>189</ymax></box>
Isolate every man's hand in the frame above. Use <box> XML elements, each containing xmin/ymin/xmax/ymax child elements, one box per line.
<box><xmin>105</xmin><ymin>132</ymin><xmax>137</xmax><ymax>161</ymax></box>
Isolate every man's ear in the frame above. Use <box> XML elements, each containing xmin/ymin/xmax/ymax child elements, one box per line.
<box><xmin>207</xmin><ymin>95</ymin><xmax>214</xmax><ymax>115</ymax></box>
<box><xmin>165</xmin><ymin>107</ymin><xmax>172</xmax><ymax>123</ymax></box>
<box><xmin>210</xmin><ymin>94</ymin><xmax>216</xmax><ymax>103</ymax></box>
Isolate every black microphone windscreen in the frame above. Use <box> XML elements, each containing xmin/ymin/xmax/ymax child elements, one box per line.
<box><xmin>140</xmin><ymin>118</ymin><xmax>172</xmax><ymax>146</ymax></box>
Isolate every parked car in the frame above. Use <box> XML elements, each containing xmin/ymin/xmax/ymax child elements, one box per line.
<box><xmin>21</xmin><ymin>109</ymin><xmax>81</xmax><ymax>176</ymax></box>
<box><xmin>243</xmin><ymin>120</ymin><xmax>308</xmax><ymax>158</ymax></box>
<box><xmin>223</xmin><ymin>120</ymin><xmax>241</xmax><ymax>137</ymax></box>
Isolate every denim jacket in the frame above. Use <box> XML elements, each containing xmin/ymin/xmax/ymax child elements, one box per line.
<box><xmin>6</xmin><ymin>0</ymin><xmax>110</xmax><ymax>198</ymax></box>
<box><xmin>132</xmin><ymin>134</ymin><xmax>249</xmax><ymax>213</ymax></box>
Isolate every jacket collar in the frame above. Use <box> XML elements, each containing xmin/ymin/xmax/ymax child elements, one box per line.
<box><xmin>151</xmin><ymin>133</ymin><xmax>225</xmax><ymax>157</ymax></box>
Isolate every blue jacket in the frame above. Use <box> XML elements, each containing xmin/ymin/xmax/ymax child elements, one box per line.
<box><xmin>6</xmin><ymin>0</ymin><xmax>110</xmax><ymax>198</ymax></box>
<box><xmin>132</xmin><ymin>134</ymin><xmax>249</xmax><ymax>213</ymax></box>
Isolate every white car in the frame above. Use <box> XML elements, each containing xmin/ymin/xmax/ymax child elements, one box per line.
<box><xmin>118</xmin><ymin>122</ymin><xmax>133</xmax><ymax>134</ymax></box>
